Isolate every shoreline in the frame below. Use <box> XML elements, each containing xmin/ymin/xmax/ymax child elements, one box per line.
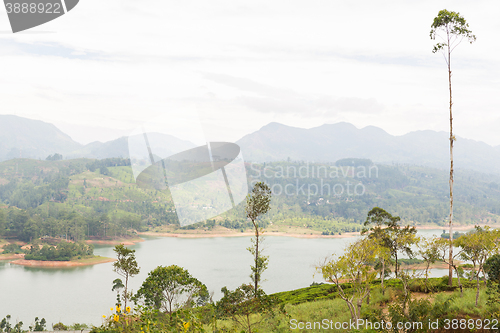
<box><xmin>138</xmin><ymin>230</ymin><xmax>362</xmax><ymax>239</ymax></box>
<box><xmin>85</xmin><ymin>237</ymin><xmax>145</xmax><ymax>246</ymax></box>
<box><xmin>8</xmin><ymin>256</ymin><xmax>116</xmax><ymax>267</ymax></box>
<box><xmin>0</xmin><ymin>253</ymin><xmax>24</xmax><ymax>261</ymax></box>
<box><xmin>138</xmin><ymin>223</ymin><xmax>499</xmax><ymax>239</ymax></box>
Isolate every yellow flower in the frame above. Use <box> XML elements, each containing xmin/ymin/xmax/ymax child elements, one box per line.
<box><xmin>126</xmin><ymin>306</ymin><xmax>131</xmax><ymax>313</ymax></box>
<box><xmin>110</xmin><ymin>307</ymin><xmax>113</xmax><ymax>311</ymax></box>
<box><xmin>102</xmin><ymin>315</ymin><xmax>106</xmax><ymax>318</ymax></box>
<box><xmin>114</xmin><ymin>314</ymin><xmax>119</xmax><ymax>322</ymax></box>
<box><xmin>116</xmin><ymin>305</ymin><xmax>121</xmax><ymax>312</ymax></box>
<box><xmin>183</xmin><ymin>322</ymin><xmax>190</xmax><ymax>330</ymax></box>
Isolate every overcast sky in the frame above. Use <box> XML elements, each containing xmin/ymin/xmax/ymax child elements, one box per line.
<box><xmin>0</xmin><ymin>0</ymin><xmax>499</xmax><ymax>146</ymax></box>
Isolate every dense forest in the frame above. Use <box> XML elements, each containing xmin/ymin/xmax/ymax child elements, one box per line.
<box><xmin>1</xmin><ymin>157</ymin><xmax>500</xmax><ymax>242</ymax></box>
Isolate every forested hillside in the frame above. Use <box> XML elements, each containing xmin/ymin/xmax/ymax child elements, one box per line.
<box><xmin>1</xmin><ymin>157</ymin><xmax>500</xmax><ymax>242</ymax></box>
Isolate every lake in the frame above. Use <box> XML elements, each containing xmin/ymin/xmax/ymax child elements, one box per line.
<box><xmin>0</xmin><ymin>229</ymin><xmax>449</xmax><ymax>328</ymax></box>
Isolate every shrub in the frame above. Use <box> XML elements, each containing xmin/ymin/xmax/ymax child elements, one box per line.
<box><xmin>53</xmin><ymin>322</ymin><xmax>68</xmax><ymax>330</ymax></box>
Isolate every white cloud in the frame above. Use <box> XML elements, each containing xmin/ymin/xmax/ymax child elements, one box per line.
<box><xmin>1</xmin><ymin>0</ymin><xmax>499</xmax><ymax>145</ymax></box>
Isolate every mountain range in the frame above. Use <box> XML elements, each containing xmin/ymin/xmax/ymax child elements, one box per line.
<box><xmin>2</xmin><ymin>114</ymin><xmax>500</xmax><ymax>175</ymax></box>
<box><xmin>236</xmin><ymin>122</ymin><xmax>500</xmax><ymax>174</ymax></box>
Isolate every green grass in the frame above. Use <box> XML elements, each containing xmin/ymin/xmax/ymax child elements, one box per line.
<box><xmin>108</xmin><ymin>166</ymin><xmax>136</xmax><ymax>184</ymax></box>
<box><xmin>72</xmin><ymin>255</ymin><xmax>115</xmax><ymax>264</ymax></box>
<box><xmin>434</xmin><ymin>288</ymin><xmax>500</xmax><ymax>317</ymax></box>
<box><xmin>273</xmin><ymin>283</ymin><xmax>343</xmax><ymax>305</ymax></box>
<box><xmin>208</xmin><ymin>282</ymin><xmax>499</xmax><ymax>332</ymax></box>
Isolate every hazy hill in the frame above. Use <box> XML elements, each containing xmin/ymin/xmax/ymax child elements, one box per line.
<box><xmin>3</xmin><ymin>115</ymin><xmax>500</xmax><ymax>175</ymax></box>
<box><xmin>0</xmin><ymin>115</ymin><xmax>196</xmax><ymax>161</ymax></box>
<box><xmin>67</xmin><ymin>133</ymin><xmax>196</xmax><ymax>160</ymax></box>
<box><xmin>0</xmin><ymin>115</ymin><xmax>82</xmax><ymax>161</ymax></box>
<box><xmin>236</xmin><ymin>122</ymin><xmax>500</xmax><ymax>175</ymax></box>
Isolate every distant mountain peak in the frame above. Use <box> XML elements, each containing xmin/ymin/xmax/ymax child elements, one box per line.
<box><xmin>236</xmin><ymin>121</ymin><xmax>500</xmax><ymax>174</ymax></box>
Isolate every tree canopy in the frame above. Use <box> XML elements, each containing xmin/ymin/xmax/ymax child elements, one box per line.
<box><xmin>134</xmin><ymin>265</ymin><xmax>209</xmax><ymax>315</ymax></box>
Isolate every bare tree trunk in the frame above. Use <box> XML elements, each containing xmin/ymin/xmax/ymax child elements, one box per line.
<box><xmin>395</xmin><ymin>252</ymin><xmax>398</xmax><ymax>278</ymax></box>
<box><xmin>476</xmin><ymin>273</ymin><xmax>480</xmax><ymax>306</ymax></box>
<box><xmin>247</xmin><ymin>313</ymin><xmax>252</xmax><ymax>333</ymax></box>
<box><xmin>253</xmin><ymin>221</ymin><xmax>259</xmax><ymax>296</ymax></box>
<box><xmin>453</xmin><ymin>265</ymin><xmax>463</xmax><ymax>297</ymax></box>
<box><xmin>381</xmin><ymin>259</ymin><xmax>385</xmax><ymax>296</ymax></box>
<box><xmin>357</xmin><ymin>299</ymin><xmax>362</xmax><ymax>321</ymax></box>
<box><xmin>124</xmin><ymin>274</ymin><xmax>128</xmax><ymax>309</ymax></box>
<box><xmin>448</xmin><ymin>43</ymin><xmax>454</xmax><ymax>287</ymax></box>
<box><xmin>425</xmin><ymin>262</ymin><xmax>430</xmax><ymax>291</ymax></box>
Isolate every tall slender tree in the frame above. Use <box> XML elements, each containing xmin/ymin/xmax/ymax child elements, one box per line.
<box><xmin>246</xmin><ymin>182</ymin><xmax>272</xmax><ymax>297</ymax></box>
<box><xmin>430</xmin><ymin>9</ymin><xmax>476</xmax><ymax>286</ymax></box>
<box><xmin>113</xmin><ymin>244</ymin><xmax>140</xmax><ymax>309</ymax></box>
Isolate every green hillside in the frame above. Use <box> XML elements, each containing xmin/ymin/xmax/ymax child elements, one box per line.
<box><xmin>1</xmin><ymin>157</ymin><xmax>500</xmax><ymax>242</ymax></box>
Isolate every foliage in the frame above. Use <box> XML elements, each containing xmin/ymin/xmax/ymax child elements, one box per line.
<box><xmin>246</xmin><ymin>181</ymin><xmax>272</xmax><ymax>296</ymax></box>
<box><xmin>52</xmin><ymin>322</ymin><xmax>68</xmax><ymax>330</ymax></box>
<box><xmin>112</xmin><ymin>278</ymin><xmax>125</xmax><ymax>307</ymax></box>
<box><xmin>69</xmin><ymin>323</ymin><xmax>89</xmax><ymax>330</ymax></box>
<box><xmin>46</xmin><ymin>153</ymin><xmax>63</xmax><ymax>161</ymax></box>
<box><xmin>24</xmin><ymin>241</ymin><xmax>93</xmax><ymax>261</ymax></box>
<box><xmin>216</xmin><ymin>284</ymin><xmax>285</xmax><ymax>333</ymax></box>
<box><xmin>273</xmin><ymin>283</ymin><xmax>343</xmax><ymax>305</ymax></box>
<box><xmin>134</xmin><ymin>265</ymin><xmax>209</xmax><ymax>315</ymax></box>
<box><xmin>456</xmin><ymin>226</ymin><xmax>500</xmax><ymax>305</ymax></box>
<box><xmin>317</xmin><ymin>237</ymin><xmax>381</xmax><ymax>321</ymax></box>
<box><xmin>29</xmin><ymin>317</ymin><xmax>46</xmax><ymax>332</ymax></box>
<box><xmin>0</xmin><ymin>315</ymin><xmax>24</xmax><ymax>333</ymax></box>
<box><xmin>1</xmin><ymin>243</ymin><xmax>23</xmax><ymax>254</ymax></box>
<box><xmin>485</xmin><ymin>253</ymin><xmax>500</xmax><ymax>283</ymax></box>
<box><xmin>430</xmin><ymin>8</ymin><xmax>476</xmax><ymax>287</ymax></box>
<box><xmin>387</xmin><ymin>296</ymin><xmax>453</xmax><ymax>333</ymax></box>
<box><xmin>430</xmin><ymin>9</ymin><xmax>476</xmax><ymax>55</ymax></box>
<box><xmin>1</xmin><ymin>158</ymin><xmax>500</xmax><ymax>243</ymax></box>
<box><xmin>485</xmin><ymin>254</ymin><xmax>500</xmax><ymax>311</ymax></box>
<box><xmin>113</xmin><ymin>244</ymin><xmax>140</xmax><ymax>309</ymax></box>
<box><xmin>362</xmin><ymin>207</ymin><xmax>418</xmax><ymax>278</ymax></box>
<box><xmin>92</xmin><ymin>305</ymin><xmax>205</xmax><ymax>333</ymax></box>
<box><xmin>416</xmin><ymin>237</ymin><xmax>441</xmax><ymax>290</ymax></box>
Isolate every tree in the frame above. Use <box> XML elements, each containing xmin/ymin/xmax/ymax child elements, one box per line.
<box><xmin>216</xmin><ymin>284</ymin><xmax>282</xmax><ymax>333</ymax></box>
<box><xmin>0</xmin><ymin>210</ymin><xmax>5</xmax><ymax>237</ymax></box>
<box><xmin>112</xmin><ymin>278</ymin><xmax>125</xmax><ymax>307</ymax></box>
<box><xmin>456</xmin><ymin>226</ymin><xmax>500</xmax><ymax>305</ymax></box>
<box><xmin>430</xmin><ymin>9</ymin><xmax>476</xmax><ymax>286</ymax></box>
<box><xmin>417</xmin><ymin>237</ymin><xmax>441</xmax><ymax>291</ymax></box>
<box><xmin>485</xmin><ymin>253</ymin><xmax>500</xmax><ymax>284</ymax></box>
<box><xmin>135</xmin><ymin>265</ymin><xmax>208</xmax><ymax>317</ymax></box>
<box><xmin>436</xmin><ymin>236</ymin><xmax>465</xmax><ymax>296</ymax></box>
<box><xmin>361</xmin><ymin>207</ymin><xmax>418</xmax><ymax>278</ymax></box>
<box><xmin>46</xmin><ymin>153</ymin><xmax>63</xmax><ymax>161</ymax></box>
<box><xmin>246</xmin><ymin>182</ymin><xmax>272</xmax><ymax>296</ymax></box>
<box><xmin>485</xmin><ymin>253</ymin><xmax>500</xmax><ymax>308</ymax></box>
<box><xmin>29</xmin><ymin>317</ymin><xmax>46</xmax><ymax>332</ymax></box>
<box><xmin>373</xmin><ymin>242</ymin><xmax>392</xmax><ymax>296</ymax></box>
<box><xmin>317</xmin><ymin>238</ymin><xmax>381</xmax><ymax>322</ymax></box>
<box><xmin>113</xmin><ymin>244</ymin><xmax>140</xmax><ymax>309</ymax></box>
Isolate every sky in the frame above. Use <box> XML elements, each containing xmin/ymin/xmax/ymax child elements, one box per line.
<box><xmin>0</xmin><ymin>0</ymin><xmax>499</xmax><ymax>146</ymax></box>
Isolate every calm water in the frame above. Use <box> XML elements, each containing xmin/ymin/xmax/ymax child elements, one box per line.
<box><xmin>0</xmin><ymin>230</ymin><xmax>450</xmax><ymax>327</ymax></box>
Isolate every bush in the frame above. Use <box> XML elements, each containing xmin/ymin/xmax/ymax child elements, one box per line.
<box><xmin>53</xmin><ymin>322</ymin><xmax>68</xmax><ymax>330</ymax></box>
<box><xmin>1</xmin><ymin>243</ymin><xmax>23</xmax><ymax>254</ymax></box>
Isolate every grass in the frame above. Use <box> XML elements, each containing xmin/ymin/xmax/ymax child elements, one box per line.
<box><xmin>72</xmin><ymin>255</ymin><xmax>115</xmax><ymax>264</ymax></box>
<box><xmin>205</xmin><ymin>279</ymin><xmax>500</xmax><ymax>332</ymax></box>
<box><xmin>433</xmin><ymin>288</ymin><xmax>500</xmax><ymax>317</ymax></box>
